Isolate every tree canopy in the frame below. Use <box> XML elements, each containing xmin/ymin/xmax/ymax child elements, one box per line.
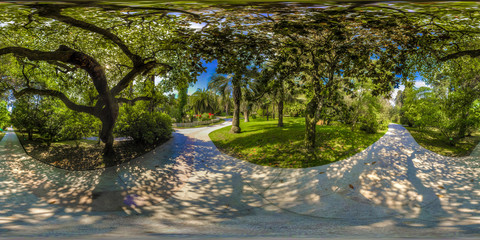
<box><xmin>2</xmin><ymin>1</ymin><xmax>480</xmax><ymax>160</ymax></box>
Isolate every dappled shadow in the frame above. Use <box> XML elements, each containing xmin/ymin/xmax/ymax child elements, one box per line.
<box><xmin>0</xmin><ymin>129</ymin><xmax>195</xmax><ymax>236</ymax></box>
<box><xmin>1</xmin><ymin>122</ymin><xmax>479</xmax><ymax>237</ymax></box>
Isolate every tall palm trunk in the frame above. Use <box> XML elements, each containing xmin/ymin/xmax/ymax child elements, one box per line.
<box><xmin>230</xmin><ymin>77</ymin><xmax>241</xmax><ymax>133</ymax></box>
<box><xmin>278</xmin><ymin>100</ymin><xmax>284</xmax><ymax>127</ymax></box>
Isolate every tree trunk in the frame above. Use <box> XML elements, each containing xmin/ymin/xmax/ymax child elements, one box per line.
<box><xmin>148</xmin><ymin>75</ymin><xmax>155</xmax><ymax>112</ymax></box>
<box><xmin>230</xmin><ymin>77</ymin><xmax>241</xmax><ymax>133</ymax></box>
<box><xmin>457</xmin><ymin>111</ymin><xmax>469</xmax><ymax>139</ymax></box>
<box><xmin>278</xmin><ymin>100</ymin><xmax>284</xmax><ymax>127</ymax></box>
<box><xmin>244</xmin><ymin>109</ymin><xmax>249</xmax><ymax>122</ymax></box>
<box><xmin>99</xmin><ymin>102</ymin><xmax>119</xmax><ymax>164</ymax></box>
<box><xmin>272</xmin><ymin>103</ymin><xmax>275</xmax><ymax>120</ymax></box>
<box><xmin>305</xmin><ymin>99</ymin><xmax>317</xmax><ymax>151</ymax></box>
<box><xmin>28</xmin><ymin>130</ymin><xmax>33</xmax><ymax>141</ymax></box>
<box><xmin>266</xmin><ymin>105</ymin><xmax>269</xmax><ymax>121</ymax></box>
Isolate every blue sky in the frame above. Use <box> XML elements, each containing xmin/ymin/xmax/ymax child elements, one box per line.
<box><xmin>188</xmin><ymin>60</ymin><xmax>217</xmax><ymax>95</ymax></box>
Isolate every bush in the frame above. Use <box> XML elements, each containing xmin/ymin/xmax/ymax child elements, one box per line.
<box><xmin>116</xmin><ymin>106</ymin><xmax>172</xmax><ymax>145</ymax></box>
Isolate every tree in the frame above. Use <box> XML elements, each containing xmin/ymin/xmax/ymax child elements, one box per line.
<box><xmin>176</xmin><ymin>87</ymin><xmax>188</xmax><ymax>122</ymax></box>
<box><xmin>10</xmin><ymin>96</ymin><xmax>46</xmax><ymax>140</ymax></box>
<box><xmin>188</xmin><ymin>88</ymin><xmax>218</xmax><ymax>115</ymax></box>
<box><xmin>0</xmin><ymin>3</ymin><xmax>204</xmax><ymax>162</ymax></box>
<box><xmin>271</xmin><ymin>9</ymin><xmax>420</xmax><ymax>151</ymax></box>
<box><xmin>0</xmin><ymin>101</ymin><xmax>9</xmax><ymax>130</ymax></box>
<box><xmin>208</xmin><ymin>74</ymin><xmax>232</xmax><ymax>116</ymax></box>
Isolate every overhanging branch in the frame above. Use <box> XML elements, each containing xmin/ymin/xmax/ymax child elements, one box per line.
<box><xmin>439</xmin><ymin>49</ymin><xmax>480</xmax><ymax>61</ymax></box>
<box><xmin>13</xmin><ymin>87</ymin><xmax>96</xmax><ymax>115</ymax></box>
<box><xmin>116</xmin><ymin>96</ymin><xmax>152</xmax><ymax>105</ymax></box>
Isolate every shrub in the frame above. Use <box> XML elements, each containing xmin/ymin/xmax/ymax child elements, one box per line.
<box><xmin>115</xmin><ymin>106</ymin><xmax>172</xmax><ymax>145</ymax></box>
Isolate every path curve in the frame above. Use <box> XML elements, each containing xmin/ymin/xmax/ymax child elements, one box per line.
<box><xmin>0</xmin><ymin>122</ymin><xmax>479</xmax><ymax>238</ymax></box>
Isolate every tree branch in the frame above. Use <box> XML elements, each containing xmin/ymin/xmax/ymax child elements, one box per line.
<box><xmin>116</xmin><ymin>96</ymin><xmax>152</xmax><ymax>105</ymax></box>
<box><xmin>35</xmin><ymin>6</ymin><xmax>143</xmax><ymax>65</ymax></box>
<box><xmin>13</xmin><ymin>87</ymin><xmax>96</xmax><ymax>115</ymax></box>
<box><xmin>439</xmin><ymin>49</ymin><xmax>480</xmax><ymax>61</ymax></box>
<box><xmin>110</xmin><ymin>61</ymin><xmax>171</xmax><ymax>96</ymax></box>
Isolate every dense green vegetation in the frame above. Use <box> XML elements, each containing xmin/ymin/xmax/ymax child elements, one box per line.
<box><xmin>1</xmin><ymin>2</ymin><xmax>480</xmax><ymax>169</ymax></box>
<box><xmin>406</xmin><ymin>127</ymin><xmax>480</xmax><ymax>157</ymax></box>
<box><xmin>210</xmin><ymin>117</ymin><xmax>386</xmax><ymax>168</ymax></box>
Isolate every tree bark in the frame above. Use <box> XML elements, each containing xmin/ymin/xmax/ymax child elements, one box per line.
<box><xmin>457</xmin><ymin>112</ymin><xmax>469</xmax><ymax>139</ymax></box>
<box><xmin>244</xmin><ymin>109</ymin><xmax>249</xmax><ymax>122</ymax></box>
<box><xmin>28</xmin><ymin>130</ymin><xmax>33</xmax><ymax>141</ymax></box>
<box><xmin>272</xmin><ymin>102</ymin><xmax>275</xmax><ymax>120</ymax></box>
<box><xmin>266</xmin><ymin>105</ymin><xmax>269</xmax><ymax>121</ymax></box>
<box><xmin>305</xmin><ymin>98</ymin><xmax>317</xmax><ymax>151</ymax></box>
<box><xmin>278</xmin><ymin>100</ymin><xmax>284</xmax><ymax>127</ymax></box>
<box><xmin>230</xmin><ymin>77</ymin><xmax>241</xmax><ymax>133</ymax></box>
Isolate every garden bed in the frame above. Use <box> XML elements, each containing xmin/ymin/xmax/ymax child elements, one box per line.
<box><xmin>16</xmin><ymin>132</ymin><xmax>169</xmax><ymax>170</ymax></box>
<box><xmin>405</xmin><ymin>127</ymin><xmax>480</xmax><ymax>157</ymax></box>
<box><xmin>209</xmin><ymin>117</ymin><xmax>386</xmax><ymax>168</ymax></box>
<box><xmin>173</xmin><ymin>118</ymin><xmax>221</xmax><ymax>128</ymax></box>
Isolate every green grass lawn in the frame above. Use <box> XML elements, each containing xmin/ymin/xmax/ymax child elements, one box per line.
<box><xmin>209</xmin><ymin>117</ymin><xmax>386</xmax><ymax>168</ymax></box>
<box><xmin>406</xmin><ymin>127</ymin><xmax>480</xmax><ymax>157</ymax></box>
<box><xmin>0</xmin><ymin>132</ymin><xmax>5</xmax><ymax>142</ymax></box>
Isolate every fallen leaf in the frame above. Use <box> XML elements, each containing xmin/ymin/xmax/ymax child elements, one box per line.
<box><xmin>437</xmin><ymin>194</ymin><xmax>444</xmax><ymax>198</ymax></box>
<box><xmin>438</xmin><ymin>186</ymin><xmax>445</xmax><ymax>189</ymax></box>
<box><xmin>364</xmin><ymin>163</ymin><xmax>370</xmax><ymax>165</ymax></box>
<box><xmin>349</xmin><ymin>184</ymin><xmax>354</xmax><ymax>190</ymax></box>
<box><xmin>471</xmin><ymin>179</ymin><xmax>474</xmax><ymax>182</ymax></box>
<box><xmin>48</xmin><ymin>200</ymin><xmax>56</xmax><ymax>204</ymax></box>
<box><xmin>456</xmin><ymin>172</ymin><xmax>462</xmax><ymax>174</ymax></box>
<box><xmin>371</xmin><ymin>161</ymin><xmax>376</xmax><ymax>165</ymax></box>
<box><xmin>319</xmin><ymin>172</ymin><xmax>325</xmax><ymax>174</ymax></box>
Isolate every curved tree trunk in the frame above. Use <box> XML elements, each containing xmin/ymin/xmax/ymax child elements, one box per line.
<box><xmin>230</xmin><ymin>77</ymin><xmax>241</xmax><ymax>133</ymax></box>
<box><xmin>278</xmin><ymin>100</ymin><xmax>284</xmax><ymax>127</ymax></box>
<box><xmin>99</xmin><ymin>100</ymin><xmax>119</xmax><ymax>163</ymax></box>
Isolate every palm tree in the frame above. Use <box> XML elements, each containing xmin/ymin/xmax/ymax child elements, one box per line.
<box><xmin>188</xmin><ymin>88</ymin><xmax>218</xmax><ymax>115</ymax></box>
<box><xmin>208</xmin><ymin>74</ymin><xmax>232</xmax><ymax>116</ymax></box>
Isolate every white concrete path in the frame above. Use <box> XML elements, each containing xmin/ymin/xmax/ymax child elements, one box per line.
<box><xmin>0</xmin><ymin>122</ymin><xmax>479</xmax><ymax>238</ymax></box>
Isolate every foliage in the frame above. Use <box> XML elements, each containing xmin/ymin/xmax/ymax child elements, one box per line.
<box><xmin>176</xmin><ymin>87</ymin><xmax>188</xmax><ymax>122</ymax></box>
<box><xmin>11</xmin><ymin>96</ymin><xmax>46</xmax><ymax>139</ymax></box>
<box><xmin>0</xmin><ymin>2</ymin><xmax>204</xmax><ymax>156</ymax></box>
<box><xmin>11</xmin><ymin>96</ymin><xmax>97</xmax><ymax>144</ymax></box>
<box><xmin>188</xmin><ymin>88</ymin><xmax>219</xmax><ymax>114</ymax></box>
<box><xmin>115</xmin><ymin>105</ymin><xmax>172</xmax><ymax>145</ymax></box>
<box><xmin>406</xmin><ymin>127</ymin><xmax>480</xmax><ymax>157</ymax></box>
<box><xmin>0</xmin><ymin>101</ymin><xmax>9</xmax><ymax>130</ymax></box>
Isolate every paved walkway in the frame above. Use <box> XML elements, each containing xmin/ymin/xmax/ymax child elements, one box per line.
<box><xmin>0</xmin><ymin>122</ymin><xmax>479</xmax><ymax>238</ymax></box>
